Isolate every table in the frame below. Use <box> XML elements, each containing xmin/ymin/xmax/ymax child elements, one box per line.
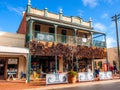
<box><xmin>7</xmin><ymin>72</ymin><xmax>16</xmax><ymax>80</ymax></box>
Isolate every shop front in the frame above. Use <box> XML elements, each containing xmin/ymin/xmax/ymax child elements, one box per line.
<box><xmin>0</xmin><ymin>46</ymin><xmax>29</xmax><ymax>80</ymax></box>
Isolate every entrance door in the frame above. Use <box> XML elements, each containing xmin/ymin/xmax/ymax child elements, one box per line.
<box><xmin>0</xmin><ymin>59</ymin><xmax>5</xmax><ymax>79</ymax></box>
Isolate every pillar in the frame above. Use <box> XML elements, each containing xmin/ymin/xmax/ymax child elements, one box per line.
<box><xmin>55</xmin><ymin>56</ymin><xmax>57</xmax><ymax>73</ymax></box>
<box><xmin>29</xmin><ymin>20</ymin><xmax>33</xmax><ymax>40</ymax></box>
<box><xmin>54</xmin><ymin>25</ymin><xmax>58</xmax><ymax>42</ymax></box>
<box><xmin>90</xmin><ymin>32</ymin><xmax>94</xmax><ymax>72</ymax></box>
<box><xmin>74</xmin><ymin>28</ymin><xmax>77</xmax><ymax>43</ymax></box>
<box><xmin>104</xmin><ymin>34</ymin><xmax>109</xmax><ymax>71</ymax></box>
<box><xmin>26</xmin><ymin>53</ymin><xmax>31</xmax><ymax>83</ymax></box>
<box><xmin>26</xmin><ymin>20</ymin><xmax>33</xmax><ymax>83</ymax></box>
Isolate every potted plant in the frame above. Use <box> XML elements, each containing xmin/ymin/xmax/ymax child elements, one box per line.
<box><xmin>68</xmin><ymin>71</ymin><xmax>77</xmax><ymax>83</ymax></box>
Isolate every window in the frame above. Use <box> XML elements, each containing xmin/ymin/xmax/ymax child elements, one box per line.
<box><xmin>35</xmin><ymin>24</ymin><xmax>40</xmax><ymax>31</ymax></box>
<box><xmin>35</xmin><ymin>24</ymin><xmax>40</xmax><ymax>38</ymax></box>
<box><xmin>61</xmin><ymin>30</ymin><xmax>66</xmax><ymax>43</ymax></box>
<box><xmin>49</xmin><ymin>27</ymin><xmax>54</xmax><ymax>33</ymax></box>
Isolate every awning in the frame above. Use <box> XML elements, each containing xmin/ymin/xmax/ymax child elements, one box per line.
<box><xmin>0</xmin><ymin>46</ymin><xmax>29</xmax><ymax>54</ymax></box>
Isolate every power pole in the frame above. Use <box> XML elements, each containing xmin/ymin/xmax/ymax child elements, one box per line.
<box><xmin>111</xmin><ymin>14</ymin><xmax>120</xmax><ymax>78</ymax></box>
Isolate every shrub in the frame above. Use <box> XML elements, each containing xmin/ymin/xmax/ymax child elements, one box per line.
<box><xmin>68</xmin><ymin>71</ymin><xmax>77</xmax><ymax>77</ymax></box>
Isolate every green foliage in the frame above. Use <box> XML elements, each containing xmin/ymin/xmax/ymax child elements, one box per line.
<box><xmin>68</xmin><ymin>71</ymin><xmax>77</xmax><ymax>77</ymax></box>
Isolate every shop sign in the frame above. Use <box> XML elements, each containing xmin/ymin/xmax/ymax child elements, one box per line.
<box><xmin>78</xmin><ymin>72</ymin><xmax>94</xmax><ymax>81</ymax></box>
<box><xmin>37</xmin><ymin>33</ymin><xmax>54</xmax><ymax>41</ymax></box>
<box><xmin>8</xmin><ymin>59</ymin><xmax>17</xmax><ymax>64</ymax></box>
<box><xmin>99</xmin><ymin>71</ymin><xmax>112</xmax><ymax>80</ymax></box>
<box><xmin>46</xmin><ymin>73</ymin><xmax>68</xmax><ymax>85</ymax></box>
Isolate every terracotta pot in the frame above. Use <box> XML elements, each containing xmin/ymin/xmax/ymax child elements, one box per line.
<box><xmin>68</xmin><ymin>75</ymin><xmax>77</xmax><ymax>83</ymax></box>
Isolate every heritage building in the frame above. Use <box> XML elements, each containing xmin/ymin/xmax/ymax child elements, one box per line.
<box><xmin>17</xmin><ymin>0</ymin><xmax>107</xmax><ymax>82</ymax></box>
<box><xmin>0</xmin><ymin>0</ymin><xmax>107</xmax><ymax>82</ymax></box>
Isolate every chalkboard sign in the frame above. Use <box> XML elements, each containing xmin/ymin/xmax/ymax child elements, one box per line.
<box><xmin>99</xmin><ymin>71</ymin><xmax>112</xmax><ymax>80</ymax></box>
<box><xmin>46</xmin><ymin>73</ymin><xmax>68</xmax><ymax>85</ymax></box>
<box><xmin>78</xmin><ymin>72</ymin><xmax>94</xmax><ymax>81</ymax></box>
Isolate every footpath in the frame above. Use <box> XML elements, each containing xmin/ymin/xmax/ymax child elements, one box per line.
<box><xmin>25</xmin><ymin>78</ymin><xmax>120</xmax><ymax>90</ymax></box>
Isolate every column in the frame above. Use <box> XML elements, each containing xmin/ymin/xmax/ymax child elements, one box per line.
<box><xmin>90</xmin><ymin>32</ymin><xmax>93</xmax><ymax>46</ymax></box>
<box><xmin>54</xmin><ymin>25</ymin><xmax>58</xmax><ymax>42</ymax></box>
<box><xmin>26</xmin><ymin>53</ymin><xmax>31</xmax><ymax>83</ymax></box>
<box><xmin>74</xmin><ymin>28</ymin><xmax>77</xmax><ymax>44</ymax></box>
<box><xmin>55</xmin><ymin>55</ymin><xmax>57</xmax><ymax>73</ymax></box>
<box><xmin>90</xmin><ymin>32</ymin><xmax>94</xmax><ymax>72</ymax></box>
<box><xmin>26</xmin><ymin>19</ymin><xmax>33</xmax><ymax>83</ymax></box>
<box><xmin>29</xmin><ymin>20</ymin><xmax>34</xmax><ymax>40</ymax></box>
<box><xmin>104</xmin><ymin>34</ymin><xmax>109</xmax><ymax>71</ymax></box>
<box><xmin>76</xmin><ymin>58</ymin><xmax>79</xmax><ymax>72</ymax></box>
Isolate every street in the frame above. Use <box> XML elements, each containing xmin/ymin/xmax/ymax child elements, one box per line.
<box><xmin>56</xmin><ymin>81</ymin><xmax>120</xmax><ymax>90</ymax></box>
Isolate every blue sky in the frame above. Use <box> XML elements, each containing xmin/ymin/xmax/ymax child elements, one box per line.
<box><xmin>0</xmin><ymin>0</ymin><xmax>120</xmax><ymax>48</ymax></box>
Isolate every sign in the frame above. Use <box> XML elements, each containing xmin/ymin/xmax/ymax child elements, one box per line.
<box><xmin>46</xmin><ymin>73</ymin><xmax>68</xmax><ymax>85</ymax></box>
<box><xmin>8</xmin><ymin>59</ymin><xmax>17</xmax><ymax>64</ymax></box>
<box><xmin>78</xmin><ymin>72</ymin><xmax>94</xmax><ymax>81</ymax></box>
<box><xmin>99</xmin><ymin>71</ymin><xmax>112</xmax><ymax>80</ymax></box>
<box><xmin>37</xmin><ymin>33</ymin><xmax>54</xmax><ymax>41</ymax></box>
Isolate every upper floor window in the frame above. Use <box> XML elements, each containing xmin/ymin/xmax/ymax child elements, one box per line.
<box><xmin>49</xmin><ymin>27</ymin><xmax>54</xmax><ymax>33</ymax></box>
<box><xmin>83</xmin><ymin>34</ymin><xmax>87</xmax><ymax>38</ymax></box>
<box><xmin>62</xmin><ymin>30</ymin><xmax>66</xmax><ymax>35</ymax></box>
<box><xmin>82</xmin><ymin>34</ymin><xmax>87</xmax><ymax>42</ymax></box>
<box><xmin>35</xmin><ymin>24</ymin><xmax>40</xmax><ymax>32</ymax></box>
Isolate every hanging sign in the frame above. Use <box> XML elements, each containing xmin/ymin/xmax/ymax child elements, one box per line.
<box><xmin>78</xmin><ymin>72</ymin><xmax>94</xmax><ymax>81</ymax></box>
<box><xmin>99</xmin><ymin>71</ymin><xmax>112</xmax><ymax>80</ymax></box>
<box><xmin>46</xmin><ymin>73</ymin><xmax>68</xmax><ymax>85</ymax></box>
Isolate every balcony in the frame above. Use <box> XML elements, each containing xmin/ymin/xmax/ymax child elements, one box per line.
<box><xmin>32</xmin><ymin>31</ymin><xmax>105</xmax><ymax>48</ymax></box>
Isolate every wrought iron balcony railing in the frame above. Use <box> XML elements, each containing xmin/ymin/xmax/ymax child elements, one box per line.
<box><xmin>26</xmin><ymin>31</ymin><xmax>105</xmax><ymax>48</ymax></box>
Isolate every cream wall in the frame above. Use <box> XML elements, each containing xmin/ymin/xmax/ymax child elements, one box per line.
<box><xmin>18</xmin><ymin>56</ymin><xmax>27</xmax><ymax>79</ymax></box>
<box><xmin>0</xmin><ymin>32</ymin><xmax>25</xmax><ymax>48</ymax></box>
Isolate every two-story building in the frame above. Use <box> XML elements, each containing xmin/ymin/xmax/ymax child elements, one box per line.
<box><xmin>16</xmin><ymin>0</ymin><xmax>107</xmax><ymax>82</ymax></box>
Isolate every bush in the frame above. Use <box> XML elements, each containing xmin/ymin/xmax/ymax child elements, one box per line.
<box><xmin>68</xmin><ymin>71</ymin><xmax>77</xmax><ymax>77</ymax></box>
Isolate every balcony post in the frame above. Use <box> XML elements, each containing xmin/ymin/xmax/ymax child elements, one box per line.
<box><xmin>74</xmin><ymin>28</ymin><xmax>78</xmax><ymax>72</ymax></box>
<box><xmin>29</xmin><ymin>20</ymin><xmax>34</xmax><ymax>40</ymax></box>
<box><xmin>74</xmin><ymin>28</ymin><xmax>77</xmax><ymax>43</ymax></box>
<box><xmin>90</xmin><ymin>32</ymin><xmax>93</xmax><ymax>46</ymax></box>
<box><xmin>104</xmin><ymin>34</ymin><xmax>109</xmax><ymax>71</ymax></box>
<box><xmin>54</xmin><ymin>25</ymin><xmax>58</xmax><ymax>42</ymax></box>
<box><xmin>26</xmin><ymin>19</ymin><xmax>33</xmax><ymax>83</ymax></box>
<box><xmin>90</xmin><ymin>32</ymin><xmax>94</xmax><ymax>72</ymax></box>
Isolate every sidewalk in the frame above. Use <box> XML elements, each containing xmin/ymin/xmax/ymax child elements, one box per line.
<box><xmin>24</xmin><ymin>78</ymin><xmax>120</xmax><ymax>90</ymax></box>
<box><xmin>0</xmin><ymin>76</ymin><xmax>120</xmax><ymax>90</ymax></box>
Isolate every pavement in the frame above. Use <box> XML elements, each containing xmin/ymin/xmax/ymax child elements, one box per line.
<box><xmin>0</xmin><ymin>76</ymin><xmax>120</xmax><ymax>90</ymax></box>
<box><xmin>24</xmin><ymin>78</ymin><xmax>120</xmax><ymax>90</ymax></box>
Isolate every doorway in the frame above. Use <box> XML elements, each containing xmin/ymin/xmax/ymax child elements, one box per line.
<box><xmin>0</xmin><ymin>59</ymin><xmax>5</xmax><ymax>79</ymax></box>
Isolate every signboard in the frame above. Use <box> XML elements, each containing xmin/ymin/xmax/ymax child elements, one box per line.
<box><xmin>8</xmin><ymin>59</ymin><xmax>17</xmax><ymax>64</ymax></box>
<box><xmin>46</xmin><ymin>73</ymin><xmax>68</xmax><ymax>85</ymax></box>
<box><xmin>37</xmin><ymin>33</ymin><xmax>54</xmax><ymax>41</ymax></box>
<box><xmin>78</xmin><ymin>72</ymin><xmax>94</xmax><ymax>81</ymax></box>
<box><xmin>99</xmin><ymin>71</ymin><xmax>112</xmax><ymax>80</ymax></box>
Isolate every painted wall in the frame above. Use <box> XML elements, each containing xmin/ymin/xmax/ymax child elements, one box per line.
<box><xmin>18</xmin><ymin>56</ymin><xmax>27</xmax><ymax>79</ymax></box>
<box><xmin>0</xmin><ymin>32</ymin><xmax>25</xmax><ymax>48</ymax></box>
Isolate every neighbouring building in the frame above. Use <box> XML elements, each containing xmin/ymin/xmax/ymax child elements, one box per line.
<box><xmin>0</xmin><ymin>32</ymin><xmax>28</xmax><ymax>80</ymax></box>
<box><xmin>17</xmin><ymin>0</ymin><xmax>107</xmax><ymax>82</ymax></box>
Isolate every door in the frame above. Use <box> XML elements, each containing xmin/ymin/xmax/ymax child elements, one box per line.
<box><xmin>0</xmin><ymin>59</ymin><xmax>5</xmax><ymax>79</ymax></box>
<box><xmin>62</xmin><ymin>30</ymin><xmax>66</xmax><ymax>43</ymax></box>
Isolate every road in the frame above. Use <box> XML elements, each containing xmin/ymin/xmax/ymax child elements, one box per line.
<box><xmin>56</xmin><ymin>81</ymin><xmax>120</xmax><ymax>90</ymax></box>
